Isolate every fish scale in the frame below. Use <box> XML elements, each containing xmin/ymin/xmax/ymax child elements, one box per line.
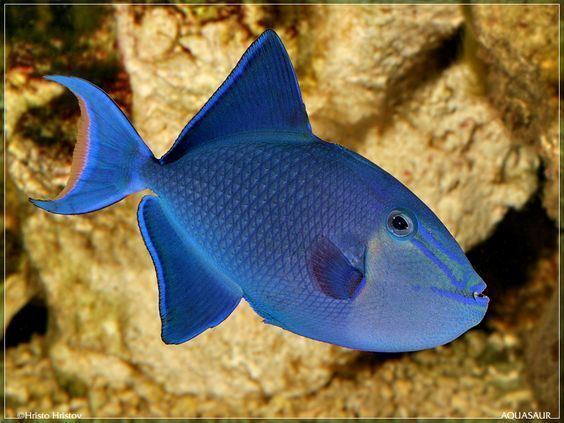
<box><xmin>152</xmin><ymin>141</ymin><xmax>372</xmax><ymax>304</ymax></box>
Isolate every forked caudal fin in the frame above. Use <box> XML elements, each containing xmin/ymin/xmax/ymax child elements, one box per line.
<box><xmin>30</xmin><ymin>76</ymin><xmax>155</xmax><ymax>215</ymax></box>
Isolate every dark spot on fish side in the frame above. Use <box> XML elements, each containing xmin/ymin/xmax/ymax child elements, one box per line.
<box><xmin>4</xmin><ymin>297</ymin><xmax>48</xmax><ymax>348</ymax></box>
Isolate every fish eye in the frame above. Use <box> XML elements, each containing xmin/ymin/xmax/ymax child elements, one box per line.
<box><xmin>387</xmin><ymin>209</ymin><xmax>416</xmax><ymax>239</ymax></box>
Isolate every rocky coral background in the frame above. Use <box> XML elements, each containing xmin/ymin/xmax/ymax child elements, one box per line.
<box><xmin>4</xmin><ymin>4</ymin><xmax>560</xmax><ymax>418</ymax></box>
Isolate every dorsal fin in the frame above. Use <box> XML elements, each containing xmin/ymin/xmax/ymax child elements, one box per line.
<box><xmin>160</xmin><ymin>30</ymin><xmax>312</xmax><ymax>164</ymax></box>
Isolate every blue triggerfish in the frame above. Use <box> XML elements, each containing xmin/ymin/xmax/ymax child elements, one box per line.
<box><xmin>30</xmin><ymin>30</ymin><xmax>488</xmax><ymax>352</ymax></box>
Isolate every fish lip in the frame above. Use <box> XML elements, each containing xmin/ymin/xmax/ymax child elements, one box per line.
<box><xmin>472</xmin><ymin>291</ymin><xmax>489</xmax><ymax>305</ymax></box>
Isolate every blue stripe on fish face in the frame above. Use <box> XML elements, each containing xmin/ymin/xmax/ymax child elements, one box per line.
<box><xmin>411</xmin><ymin>238</ymin><xmax>467</xmax><ymax>290</ymax></box>
<box><xmin>418</xmin><ymin>224</ymin><xmax>466</xmax><ymax>267</ymax></box>
<box><xmin>430</xmin><ymin>287</ymin><xmax>489</xmax><ymax>307</ymax></box>
<box><xmin>410</xmin><ymin>226</ymin><xmax>488</xmax><ymax>308</ymax></box>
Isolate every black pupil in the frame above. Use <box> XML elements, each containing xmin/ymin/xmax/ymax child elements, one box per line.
<box><xmin>392</xmin><ymin>215</ymin><xmax>409</xmax><ymax>231</ymax></box>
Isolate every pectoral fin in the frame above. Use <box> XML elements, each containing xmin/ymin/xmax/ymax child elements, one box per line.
<box><xmin>308</xmin><ymin>235</ymin><xmax>366</xmax><ymax>300</ymax></box>
<box><xmin>137</xmin><ymin>196</ymin><xmax>242</xmax><ymax>344</ymax></box>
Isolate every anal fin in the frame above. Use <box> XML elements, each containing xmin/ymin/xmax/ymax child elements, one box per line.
<box><xmin>137</xmin><ymin>196</ymin><xmax>242</xmax><ymax>344</ymax></box>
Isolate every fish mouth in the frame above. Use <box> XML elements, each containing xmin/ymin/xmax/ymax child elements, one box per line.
<box><xmin>469</xmin><ymin>280</ymin><xmax>489</xmax><ymax>306</ymax></box>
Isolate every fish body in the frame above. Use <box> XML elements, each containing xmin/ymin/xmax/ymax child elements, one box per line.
<box><xmin>31</xmin><ymin>30</ymin><xmax>488</xmax><ymax>352</ymax></box>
